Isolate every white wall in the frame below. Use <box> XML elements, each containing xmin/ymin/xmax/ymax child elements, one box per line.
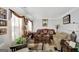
<box><xmin>0</xmin><ymin>8</ymin><xmax>12</xmax><ymax>46</ymax></box>
<box><xmin>33</xmin><ymin>17</ymin><xmax>62</xmax><ymax>32</ymax></box>
<box><xmin>58</xmin><ymin>8</ymin><xmax>79</xmax><ymax>42</ymax></box>
<box><xmin>33</xmin><ymin>17</ymin><xmax>42</xmax><ymax>32</ymax></box>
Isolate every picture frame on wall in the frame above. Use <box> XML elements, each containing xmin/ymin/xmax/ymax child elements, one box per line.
<box><xmin>0</xmin><ymin>20</ymin><xmax>7</xmax><ymax>26</ymax></box>
<box><xmin>42</xmin><ymin>19</ymin><xmax>48</xmax><ymax>27</ymax></box>
<box><xmin>0</xmin><ymin>8</ymin><xmax>7</xmax><ymax>19</ymax></box>
<box><xmin>0</xmin><ymin>28</ymin><xmax>7</xmax><ymax>35</ymax></box>
<box><xmin>63</xmin><ymin>14</ymin><xmax>71</xmax><ymax>24</ymax></box>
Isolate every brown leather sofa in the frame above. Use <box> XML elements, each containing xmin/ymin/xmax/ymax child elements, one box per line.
<box><xmin>34</xmin><ymin>29</ymin><xmax>56</xmax><ymax>44</ymax></box>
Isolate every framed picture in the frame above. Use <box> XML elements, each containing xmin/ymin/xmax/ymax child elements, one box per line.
<box><xmin>63</xmin><ymin>14</ymin><xmax>70</xmax><ymax>24</ymax></box>
<box><xmin>0</xmin><ymin>8</ymin><xmax>7</xmax><ymax>19</ymax></box>
<box><xmin>42</xmin><ymin>19</ymin><xmax>48</xmax><ymax>27</ymax></box>
<box><xmin>0</xmin><ymin>28</ymin><xmax>7</xmax><ymax>35</ymax></box>
<box><xmin>0</xmin><ymin>20</ymin><xmax>7</xmax><ymax>26</ymax></box>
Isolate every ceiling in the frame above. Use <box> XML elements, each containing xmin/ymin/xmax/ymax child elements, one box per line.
<box><xmin>22</xmin><ymin>7</ymin><xmax>76</xmax><ymax>19</ymax></box>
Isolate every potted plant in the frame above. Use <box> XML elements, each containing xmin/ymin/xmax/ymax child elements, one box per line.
<box><xmin>16</xmin><ymin>37</ymin><xmax>23</xmax><ymax>44</ymax></box>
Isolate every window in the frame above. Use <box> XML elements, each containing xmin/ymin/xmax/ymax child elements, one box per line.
<box><xmin>27</xmin><ymin>20</ymin><xmax>32</xmax><ymax>32</ymax></box>
<box><xmin>28</xmin><ymin>20</ymin><xmax>32</xmax><ymax>31</ymax></box>
<box><xmin>11</xmin><ymin>13</ymin><xmax>22</xmax><ymax>41</ymax></box>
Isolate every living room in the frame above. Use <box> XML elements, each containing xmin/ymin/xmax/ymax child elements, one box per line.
<box><xmin>0</xmin><ymin>7</ymin><xmax>79</xmax><ymax>52</ymax></box>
